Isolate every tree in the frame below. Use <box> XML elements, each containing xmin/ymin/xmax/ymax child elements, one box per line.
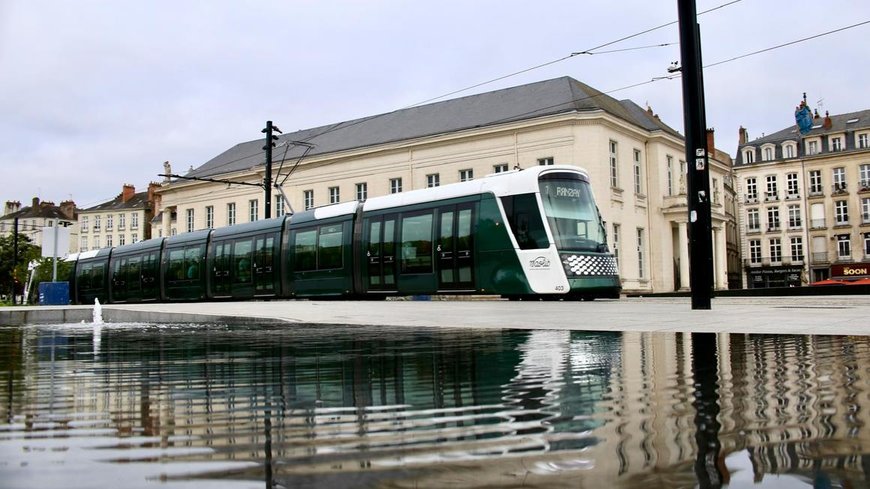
<box><xmin>27</xmin><ymin>257</ymin><xmax>74</xmax><ymax>303</ymax></box>
<box><xmin>0</xmin><ymin>234</ymin><xmax>39</xmax><ymax>300</ymax></box>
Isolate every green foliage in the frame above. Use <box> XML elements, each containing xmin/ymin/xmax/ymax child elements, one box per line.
<box><xmin>0</xmin><ymin>233</ymin><xmax>40</xmax><ymax>297</ymax></box>
<box><xmin>27</xmin><ymin>257</ymin><xmax>74</xmax><ymax>303</ymax></box>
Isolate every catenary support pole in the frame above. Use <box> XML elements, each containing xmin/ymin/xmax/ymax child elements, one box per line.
<box><xmin>263</xmin><ymin>121</ymin><xmax>274</xmax><ymax>219</ymax></box>
<box><xmin>12</xmin><ymin>217</ymin><xmax>19</xmax><ymax>304</ymax></box>
<box><xmin>677</xmin><ymin>0</ymin><xmax>713</xmax><ymax>309</ymax></box>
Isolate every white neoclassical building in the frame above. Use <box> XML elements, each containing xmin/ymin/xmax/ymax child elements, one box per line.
<box><xmin>154</xmin><ymin>76</ymin><xmax>737</xmax><ymax>294</ymax></box>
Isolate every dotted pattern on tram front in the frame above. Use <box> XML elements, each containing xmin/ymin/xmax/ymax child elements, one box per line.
<box><xmin>561</xmin><ymin>254</ymin><xmax>619</xmax><ymax>277</ymax></box>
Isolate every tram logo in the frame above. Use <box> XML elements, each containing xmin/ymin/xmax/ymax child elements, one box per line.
<box><xmin>529</xmin><ymin>256</ymin><xmax>551</xmax><ymax>269</ymax></box>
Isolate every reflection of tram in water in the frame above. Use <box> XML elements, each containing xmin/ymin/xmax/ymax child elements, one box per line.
<box><xmin>67</xmin><ymin>165</ymin><xmax>620</xmax><ymax>304</ymax></box>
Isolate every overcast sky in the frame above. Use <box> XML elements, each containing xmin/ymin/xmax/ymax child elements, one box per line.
<box><xmin>1</xmin><ymin>0</ymin><xmax>868</xmax><ymax>209</ymax></box>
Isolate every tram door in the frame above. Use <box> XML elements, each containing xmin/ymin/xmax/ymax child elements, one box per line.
<box><xmin>141</xmin><ymin>252</ymin><xmax>159</xmax><ymax>300</ymax></box>
<box><xmin>212</xmin><ymin>241</ymin><xmax>233</xmax><ymax>296</ymax></box>
<box><xmin>365</xmin><ymin>215</ymin><xmax>397</xmax><ymax>291</ymax></box>
<box><xmin>437</xmin><ymin>204</ymin><xmax>474</xmax><ymax>290</ymax></box>
<box><xmin>253</xmin><ymin>235</ymin><xmax>275</xmax><ymax>295</ymax></box>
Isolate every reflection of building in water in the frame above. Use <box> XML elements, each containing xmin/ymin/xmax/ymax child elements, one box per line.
<box><xmin>6</xmin><ymin>327</ymin><xmax>870</xmax><ymax>487</ymax></box>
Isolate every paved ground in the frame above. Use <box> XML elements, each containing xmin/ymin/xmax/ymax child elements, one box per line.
<box><xmin>2</xmin><ymin>295</ymin><xmax>868</xmax><ymax>335</ymax></box>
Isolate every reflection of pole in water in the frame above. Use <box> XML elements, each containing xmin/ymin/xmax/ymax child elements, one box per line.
<box><xmin>691</xmin><ymin>333</ymin><xmax>722</xmax><ymax>488</ymax></box>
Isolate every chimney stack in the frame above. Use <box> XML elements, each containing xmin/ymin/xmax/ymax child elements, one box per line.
<box><xmin>738</xmin><ymin>126</ymin><xmax>748</xmax><ymax>146</ymax></box>
<box><xmin>706</xmin><ymin>128</ymin><xmax>715</xmax><ymax>155</ymax></box>
<box><xmin>121</xmin><ymin>184</ymin><xmax>136</xmax><ymax>203</ymax></box>
<box><xmin>4</xmin><ymin>201</ymin><xmax>21</xmax><ymax>216</ymax></box>
<box><xmin>32</xmin><ymin>197</ymin><xmax>40</xmax><ymax>208</ymax></box>
<box><xmin>59</xmin><ymin>200</ymin><xmax>76</xmax><ymax>220</ymax></box>
<box><xmin>823</xmin><ymin>111</ymin><xmax>832</xmax><ymax>130</ymax></box>
<box><xmin>147</xmin><ymin>182</ymin><xmax>160</xmax><ymax>205</ymax></box>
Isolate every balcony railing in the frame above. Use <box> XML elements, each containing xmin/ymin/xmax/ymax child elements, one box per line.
<box><xmin>811</xmin><ymin>252</ymin><xmax>829</xmax><ymax>263</ymax></box>
<box><xmin>767</xmin><ymin>223</ymin><xmax>781</xmax><ymax>232</ymax></box>
<box><xmin>808</xmin><ymin>188</ymin><xmax>824</xmax><ymax>197</ymax></box>
<box><xmin>743</xmin><ymin>255</ymin><xmax>804</xmax><ymax>267</ymax></box>
<box><xmin>81</xmin><ymin>226</ymin><xmax>88</xmax><ymax>234</ymax></box>
<box><xmin>745</xmin><ymin>195</ymin><xmax>759</xmax><ymax>204</ymax></box>
<box><xmin>785</xmin><ymin>193</ymin><xmax>800</xmax><ymax>201</ymax></box>
<box><xmin>863</xmin><ymin>213</ymin><xmax>870</xmax><ymax>225</ymax></box>
<box><xmin>832</xmin><ymin>183</ymin><xmax>848</xmax><ymax>194</ymax></box>
<box><xmin>860</xmin><ymin>180</ymin><xmax>870</xmax><ymax>192</ymax></box>
<box><xmin>764</xmin><ymin>192</ymin><xmax>779</xmax><ymax>202</ymax></box>
<box><xmin>810</xmin><ymin>219</ymin><xmax>826</xmax><ymax>229</ymax></box>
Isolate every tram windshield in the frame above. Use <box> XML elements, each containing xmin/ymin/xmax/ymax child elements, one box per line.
<box><xmin>538</xmin><ymin>174</ymin><xmax>607</xmax><ymax>252</ymax></box>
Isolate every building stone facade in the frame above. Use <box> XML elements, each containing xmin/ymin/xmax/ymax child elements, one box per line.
<box><xmin>77</xmin><ymin>183</ymin><xmax>158</xmax><ymax>252</ymax></box>
<box><xmin>154</xmin><ymin>77</ymin><xmax>738</xmax><ymax>293</ymax></box>
<box><xmin>734</xmin><ymin>108</ymin><xmax>870</xmax><ymax>287</ymax></box>
<box><xmin>0</xmin><ymin>198</ymin><xmax>78</xmax><ymax>255</ymax></box>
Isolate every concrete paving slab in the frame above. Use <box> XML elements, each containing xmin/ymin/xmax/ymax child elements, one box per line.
<box><xmin>2</xmin><ymin>295</ymin><xmax>868</xmax><ymax>335</ymax></box>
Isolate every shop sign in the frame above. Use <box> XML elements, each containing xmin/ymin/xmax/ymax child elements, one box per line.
<box><xmin>831</xmin><ymin>263</ymin><xmax>870</xmax><ymax>278</ymax></box>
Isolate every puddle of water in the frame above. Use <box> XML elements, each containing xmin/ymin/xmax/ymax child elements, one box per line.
<box><xmin>1</xmin><ymin>323</ymin><xmax>868</xmax><ymax>488</ymax></box>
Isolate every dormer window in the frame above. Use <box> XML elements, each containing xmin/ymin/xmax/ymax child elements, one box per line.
<box><xmin>831</xmin><ymin>136</ymin><xmax>843</xmax><ymax>152</ymax></box>
<box><xmin>806</xmin><ymin>140</ymin><xmax>819</xmax><ymax>155</ymax></box>
<box><xmin>782</xmin><ymin>142</ymin><xmax>796</xmax><ymax>159</ymax></box>
<box><xmin>762</xmin><ymin>146</ymin><xmax>774</xmax><ymax>161</ymax></box>
<box><xmin>858</xmin><ymin>133</ymin><xmax>869</xmax><ymax>149</ymax></box>
<box><xmin>743</xmin><ymin>148</ymin><xmax>755</xmax><ymax>163</ymax></box>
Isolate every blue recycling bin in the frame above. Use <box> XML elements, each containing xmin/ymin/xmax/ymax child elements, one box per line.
<box><xmin>38</xmin><ymin>282</ymin><xmax>70</xmax><ymax>306</ymax></box>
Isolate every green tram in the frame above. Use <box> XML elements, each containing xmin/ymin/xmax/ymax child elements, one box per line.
<box><xmin>67</xmin><ymin>165</ymin><xmax>620</xmax><ymax>303</ymax></box>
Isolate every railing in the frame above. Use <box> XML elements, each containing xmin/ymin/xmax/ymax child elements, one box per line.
<box><xmin>767</xmin><ymin>223</ymin><xmax>781</xmax><ymax>232</ymax></box>
<box><xmin>745</xmin><ymin>195</ymin><xmax>758</xmax><ymax>204</ymax></box>
<box><xmin>743</xmin><ymin>255</ymin><xmax>804</xmax><ymax>267</ymax></box>
<box><xmin>788</xmin><ymin>220</ymin><xmax>803</xmax><ymax>229</ymax></box>
<box><xmin>764</xmin><ymin>192</ymin><xmax>779</xmax><ymax>202</ymax></box>
<box><xmin>81</xmin><ymin>226</ymin><xmax>88</xmax><ymax>233</ymax></box>
<box><xmin>832</xmin><ymin>183</ymin><xmax>848</xmax><ymax>194</ymax></box>
<box><xmin>808</xmin><ymin>188</ymin><xmax>824</xmax><ymax>197</ymax></box>
<box><xmin>785</xmin><ymin>193</ymin><xmax>801</xmax><ymax>201</ymax></box>
<box><xmin>860</xmin><ymin>180</ymin><xmax>870</xmax><ymax>192</ymax></box>
<box><xmin>811</xmin><ymin>252</ymin><xmax>829</xmax><ymax>263</ymax></box>
<box><xmin>864</xmin><ymin>213</ymin><xmax>870</xmax><ymax>224</ymax></box>
<box><xmin>810</xmin><ymin>219</ymin><xmax>826</xmax><ymax>229</ymax></box>
<box><xmin>836</xmin><ymin>253</ymin><xmax>853</xmax><ymax>263</ymax></box>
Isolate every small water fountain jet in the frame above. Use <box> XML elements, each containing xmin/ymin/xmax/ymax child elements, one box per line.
<box><xmin>93</xmin><ymin>298</ymin><xmax>104</xmax><ymax>325</ymax></box>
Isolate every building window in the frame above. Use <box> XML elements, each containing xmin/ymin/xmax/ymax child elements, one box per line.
<box><xmin>831</xmin><ymin>136</ymin><xmax>843</xmax><ymax>152</ymax></box>
<box><xmin>767</xmin><ymin>207</ymin><xmax>780</xmax><ymax>231</ymax></box>
<box><xmin>303</xmin><ymin>190</ymin><xmax>314</xmax><ymax>210</ymax></box>
<box><xmin>835</xmin><ymin>200</ymin><xmax>849</xmax><ymax>225</ymax></box>
<box><xmin>249</xmin><ymin>199</ymin><xmax>258</xmax><ymax>222</ymax></box>
<box><xmin>186</xmin><ymin>208</ymin><xmax>194</xmax><ymax>233</ymax></box>
<box><xmin>743</xmin><ymin>149</ymin><xmax>754</xmax><ymax>163</ymax></box>
<box><xmin>809</xmin><ymin>170</ymin><xmax>822</xmax><ymax>195</ymax></box>
<box><xmin>81</xmin><ymin>216</ymin><xmax>89</xmax><ymax>232</ymax></box>
<box><xmin>784</xmin><ymin>144</ymin><xmax>795</xmax><ymax>159</ymax></box>
<box><xmin>80</xmin><ymin>237</ymin><xmax>87</xmax><ymax>252</ymax></box>
<box><xmin>329</xmin><ymin>186</ymin><xmax>340</xmax><ymax>204</ymax></box>
<box><xmin>633</xmin><ymin>149</ymin><xmax>642</xmax><ymax>195</ymax></box>
<box><xmin>679</xmin><ymin>160</ymin><xmax>687</xmax><ymax>194</ymax></box>
<box><xmin>227</xmin><ymin>202</ymin><xmax>236</xmax><ymax>226</ymax></box>
<box><xmin>609</xmin><ymin>140</ymin><xmax>619</xmax><ymax>188</ymax></box>
<box><xmin>763</xmin><ymin>147</ymin><xmax>773</xmax><ymax>161</ymax></box>
<box><xmin>131</xmin><ymin>213</ymin><xmax>139</xmax><ymax>230</ymax></box>
<box><xmin>769</xmin><ymin>238</ymin><xmax>782</xmax><ymax>264</ymax></box>
<box><xmin>790</xmin><ymin>237</ymin><xmax>804</xmax><ymax>263</ymax></box>
<box><xmin>426</xmin><ymin>174</ymin><xmax>440</xmax><ymax>188</ymax></box>
<box><xmin>666</xmin><ymin>156</ymin><xmax>674</xmax><ymax>196</ymax></box>
<box><xmin>94</xmin><ymin>216</ymin><xmax>101</xmax><ymax>232</ymax></box>
<box><xmin>860</xmin><ymin>165</ymin><xmax>870</xmax><ymax>190</ymax></box>
<box><xmin>807</xmin><ymin>140</ymin><xmax>819</xmax><ymax>155</ymax></box>
<box><xmin>712</xmin><ymin>178</ymin><xmax>719</xmax><ymax>204</ymax></box>
<box><xmin>863</xmin><ymin>198</ymin><xmax>870</xmax><ymax>224</ymax></box>
<box><xmin>132</xmin><ymin>233</ymin><xmax>138</xmax><ymax>243</ymax></box>
<box><xmin>749</xmin><ymin>240</ymin><xmax>761</xmax><ymax>264</ymax></box>
<box><xmin>206</xmin><ymin>206</ymin><xmax>214</xmax><ymax>228</ymax></box>
<box><xmin>788</xmin><ymin>204</ymin><xmax>802</xmax><ymax>229</ymax></box>
<box><xmin>275</xmin><ymin>195</ymin><xmax>285</xmax><ymax>217</ymax></box>
<box><xmin>118</xmin><ymin>213</ymin><xmax>125</xmax><ymax>230</ymax></box>
<box><xmin>106</xmin><ymin>215</ymin><xmax>113</xmax><ymax>230</ymax></box>
<box><xmin>865</xmin><ymin>233</ymin><xmax>870</xmax><ymax>258</ymax></box>
<box><xmin>859</xmin><ymin>133</ymin><xmax>869</xmax><ymax>149</ymax></box>
<box><xmin>837</xmin><ymin>235</ymin><xmax>852</xmax><ymax>260</ymax></box>
<box><xmin>356</xmin><ymin>182</ymin><xmax>367</xmax><ymax>201</ymax></box>
<box><xmin>786</xmin><ymin>173</ymin><xmax>799</xmax><ymax>198</ymax></box>
<box><xmin>612</xmin><ymin>223</ymin><xmax>620</xmax><ymax>270</ymax></box>
<box><xmin>459</xmin><ymin>169</ymin><xmax>473</xmax><ymax>182</ymax></box>
<box><xmin>765</xmin><ymin>175</ymin><xmax>778</xmax><ymax>201</ymax></box>
<box><xmin>833</xmin><ymin>167</ymin><xmax>846</xmax><ymax>192</ymax></box>
<box><xmin>390</xmin><ymin>178</ymin><xmax>403</xmax><ymax>194</ymax></box>
<box><xmin>118</xmin><ymin>234</ymin><xmax>125</xmax><ymax>246</ymax></box>
<box><xmin>106</xmin><ymin>235</ymin><xmax>113</xmax><ymax>247</ymax></box>
<box><xmin>745</xmin><ymin>177</ymin><xmax>758</xmax><ymax>202</ymax></box>
<box><xmin>538</xmin><ymin>157</ymin><xmax>554</xmax><ymax>166</ymax></box>
<box><xmin>747</xmin><ymin>209</ymin><xmax>760</xmax><ymax>231</ymax></box>
<box><xmin>494</xmin><ymin>163</ymin><xmax>509</xmax><ymax>173</ymax></box>
<box><xmin>636</xmin><ymin>228</ymin><xmax>645</xmax><ymax>279</ymax></box>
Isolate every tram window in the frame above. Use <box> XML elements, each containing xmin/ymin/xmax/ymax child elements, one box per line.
<box><xmin>78</xmin><ymin>264</ymin><xmax>92</xmax><ymax>289</ymax></box>
<box><xmin>401</xmin><ymin>213</ymin><xmax>433</xmax><ymax>274</ymax></box>
<box><xmin>367</xmin><ymin>221</ymin><xmax>381</xmax><ymax>255</ymax></box>
<box><xmin>501</xmin><ymin>194</ymin><xmax>548</xmax><ymax>249</ymax></box>
<box><xmin>185</xmin><ymin>246</ymin><xmax>202</xmax><ymax>279</ymax></box>
<box><xmin>294</xmin><ymin>229</ymin><xmax>317</xmax><ymax>271</ymax></box>
<box><xmin>168</xmin><ymin>249</ymin><xmax>186</xmax><ymax>280</ymax></box>
<box><xmin>318</xmin><ymin>225</ymin><xmax>343</xmax><ymax>270</ymax></box>
<box><xmin>233</xmin><ymin>240</ymin><xmax>253</xmax><ymax>283</ymax></box>
<box><xmin>128</xmin><ymin>258</ymin><xmax>141</xmax><ymax>291</ymax></box>
<box><xmin>91</xmin><ymin>264</ymin><xmax>105</xmax><ymax>289</ymax></box>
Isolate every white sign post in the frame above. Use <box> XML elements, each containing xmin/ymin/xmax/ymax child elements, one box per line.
<box><xmin>41</xmin><ymin>220</ymin><xmax>70</xmax><ymax>281</ymax></box>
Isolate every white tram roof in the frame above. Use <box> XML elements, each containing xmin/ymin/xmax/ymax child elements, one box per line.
<box><xmin>303</xmin><ymin>165</ymin><xmax>590</xmax><ymax>219</ymax></box>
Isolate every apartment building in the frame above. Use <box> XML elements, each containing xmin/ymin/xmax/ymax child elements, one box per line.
<box><xmin>734</xmin><ymin>108</ymin><xmax>870</xmax><ymax>287</ymax></box>
<box><xmin>78</xmin><ymin>183</ymin><xmax>158</xmax><ymax>252</ymax></box>
<box><xmin>0</xmin><ymin>198</ymin><xmax>78</xmax><ymax>255</ymax></box>
<box><xmin>154</xmin><ymin>76</ymin><xmax>738</xmax><ymax>293</ymax></box>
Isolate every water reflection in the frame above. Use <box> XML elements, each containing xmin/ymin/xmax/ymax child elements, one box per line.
<box><xmin>1</xmin><ymin>324</ymin><xmax>870</xmax><ymax>488</ymax></box>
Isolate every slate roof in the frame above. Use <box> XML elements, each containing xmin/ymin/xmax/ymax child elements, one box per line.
<box><xmin>187</xmin><ymin>76</ymin><xmax>683</xmax><ymax>179</ymax></box>
<box><xmin>81</xmin><ymin>191</ymin><xmax>151</xmax><ymax>212</ymax></box>
<box><xmin>1</xmin><ymin>203</ymin><xmax>74</xmax><ymax>222</ymax></box>
<box><xmin>735</xmin><ymin>108</ymin><xmax>870</xmax><ymax>167</ymax></box>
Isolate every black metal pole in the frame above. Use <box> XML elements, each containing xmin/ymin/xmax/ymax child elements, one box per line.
<box><xmin>678</xmin><ymin>0</ymin><xmax>713</xmax><ymax>309</ymax></box>
<box><xmin>691</xmin><ymin>332</ymin><xmax>722</xmax><ymax>488</ymax></box>
<box><xmin>263</xmin><ymin>121</ymin><xmax>274</xmax><ymax>219</ymax></box>
<box><xmin>12</xmin><ymin>217</ymin><xmax>19</xmax><ymax>304</ymax></box>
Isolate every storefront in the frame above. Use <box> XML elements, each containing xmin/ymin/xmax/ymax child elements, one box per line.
<box><xmin>746</xmin><ymin>265</ymin><xmax>805</xmax><ymax>289</ymax></box>
<box><xmin>830</xmin><ymin>263</ymin><xmax>870</xmax><ymax>279</ymax></box>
